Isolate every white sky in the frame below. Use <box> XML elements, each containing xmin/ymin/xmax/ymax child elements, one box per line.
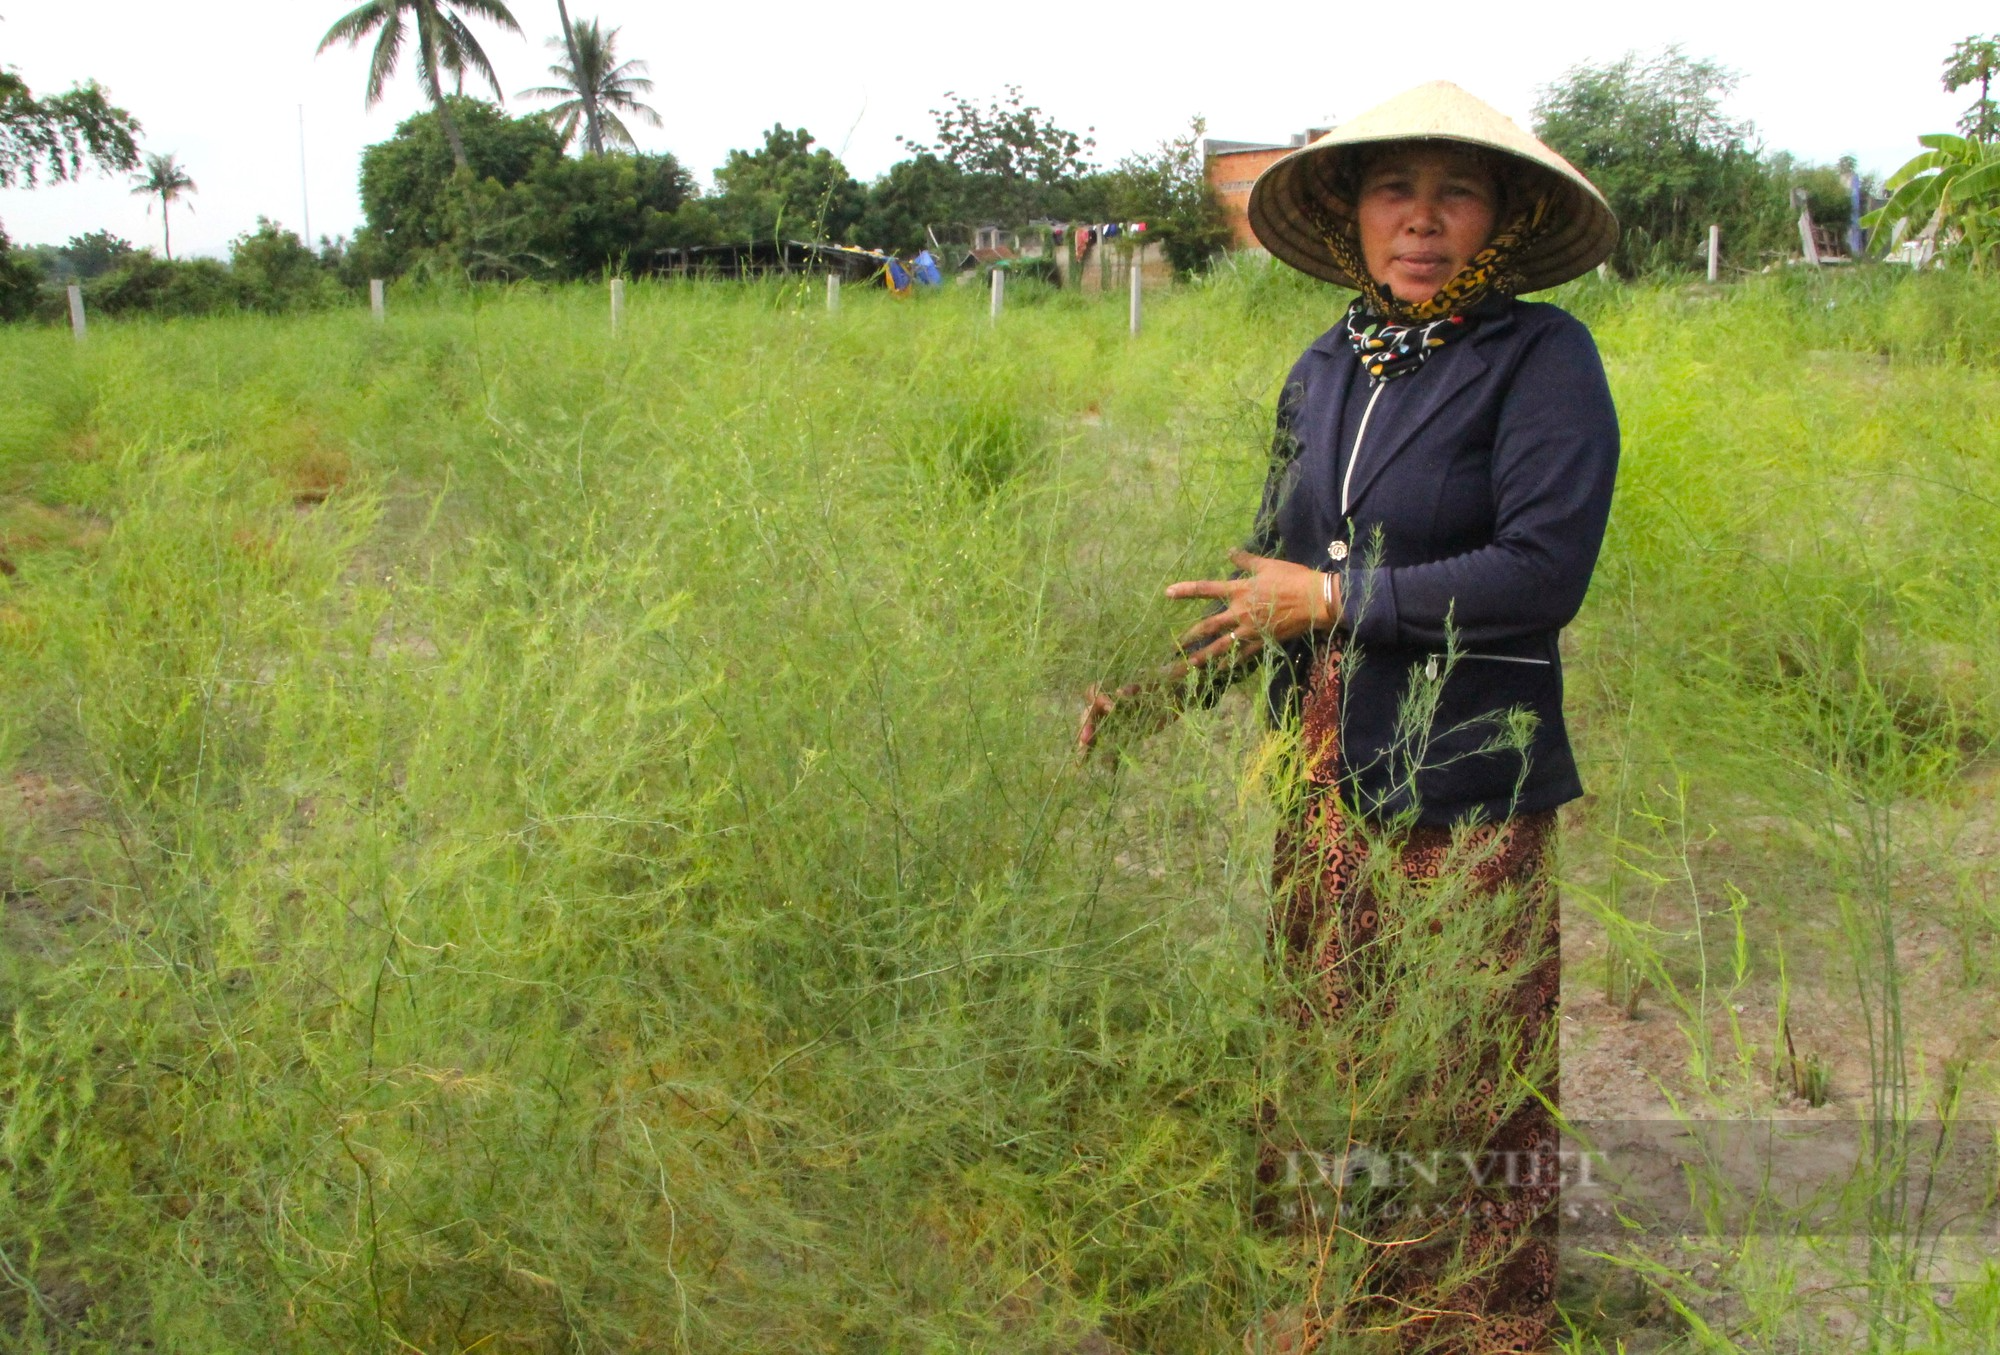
<box><xmin>1</xmin><ymin>0</ymin><xmax>1990</xmax><ymax>258</ymax></box>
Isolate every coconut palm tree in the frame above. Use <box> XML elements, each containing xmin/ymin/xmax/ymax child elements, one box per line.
<box><xmin>317</xmin><ymin>0</ymin><xmax>522</xmax><ymax>171</ymax></box>
<box><xmin>518</xmin><ymin>15</ymin><xmax>659</xmax><ymax>155</ymax></box>
<box><xmin>550</xmin><ymin>0</ymin><xmax>599</xmax><ymax>155</ymax></box>
<box><xmin>131</xmin><ymin>152</ymin><xmax>195</xmax><ymax>260</ymax></box>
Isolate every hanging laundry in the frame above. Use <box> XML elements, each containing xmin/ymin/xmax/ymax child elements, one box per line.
<box><xmin>1102</xmin><ymin>223</ymin><xmax>1121</xmax><ymax>239</ymax></box>
<box><xmin>912</xmin><ymin>250</ymin><xmax>941</xmax><ymax>286</ymax></box>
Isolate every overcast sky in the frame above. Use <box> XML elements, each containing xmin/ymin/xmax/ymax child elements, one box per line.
<box><xmin>1</xmin><ymin>1</ymin><xmax>1991</xmax><ymax>257</ymax></box>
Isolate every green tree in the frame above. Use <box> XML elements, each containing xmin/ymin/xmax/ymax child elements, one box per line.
<box><xmin>519</xmin><ymin>16</ymin><xmax>658</xmax><ymax>155</ymax></box>
<box><xmin>897</xmin><ymin>86</ymin><xmax>1095</xmax><ymax>225</ymax></box>
<box><xmin>1944</xmin><ymin>35</ymin><xmax>2000</xmax><ymax>143</ymax></box>
<box><xmin>857</xmin><ymin>153</ymin><xmax>969</xmax><ymax>252</ymax></box>
<box><xmin>356</xmin><ymin>97</ymin><xmax>562</xmax><ymax>270</ymax></box>
<box><xmin>61</xmin><ymin>229</ymin><xmax>135</xmax><ymax>279</ymax></box>
<box><xmin>317</xmin><ymin>0</ymin><xmax>523</xmax><ymax>171</ymax></box>
<box><xmin>1097</xmin><ymin>116</ymin><xmax>1232</xmax><ymax>274</ymax></box>
<box><xmin>353</xmin><ymin>100</ymin><xmax>704</xmax><ymax>278</ymax></box>
<box><xmin>514</xmin><ymin>150</ymin><xmax>696</xmax><ymax>274</ymax></box>
<box><xmin>2</xmin><ymin>65</ymin><xmax>141</xmax><ymax>286</ymax></box>
<box><xmin>132</xmin><ymin>151</ymin><xmax>196</xmax><ymax>260</ymax></box>
<box><xmin>712</xmin><ymin>125</ymin><xmax>863</xmax><ymax>244</ymax></box>
<box><xmin>0</xmin><ymin>69</ymin><xmax>141</xmax><ymax>190</ymax></box>
<box><xmin>1534</xmin><ymin>48</ymin><xmax>1788</xmax><ymax>274</ymax></box>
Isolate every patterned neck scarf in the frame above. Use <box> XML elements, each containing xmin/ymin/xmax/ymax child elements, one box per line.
<box><xmin>1314</xmin><ymin>191</ymin><xmax>1555</xmax><ymax>384</ymax></box>
<box><xmin>1342</xmin><ymin>305</ymin><xmax>1468</xmax><ymax>383</ymax></box>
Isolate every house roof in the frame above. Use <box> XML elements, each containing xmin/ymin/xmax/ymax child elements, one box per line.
<box><xmin>1203</xmin><ymin>130</ymin><xmax>1334</xmax><ymax>157</ymax></box>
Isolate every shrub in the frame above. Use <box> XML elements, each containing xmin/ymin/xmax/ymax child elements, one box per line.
<box><xmin>0</xmin><ymin>223</ymin><xmax>39</xmax><ymax>321</ymax></box>
<box><xmin>85</xmin><ymin>251</ymin><xmax>239</xmax><ymax>317</ymax></box>
<box><xmin>229</xmin><ymin>218</ymin><xmax>342</xmax><ymax>311</ymax></box>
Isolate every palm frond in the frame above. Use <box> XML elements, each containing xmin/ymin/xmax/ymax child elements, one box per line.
<box><xmin>365</xmin><ymin>13</ymin><xmax>407</xmax><ymax>106</ymax></box>
<box><xmin>317</xmin><ymin>0</ymin><xmax>389</xmax><ymax>52</ymax></box>
<box><xmin>603</xmin><ymin>58</ymin><xmax>654</xmax><ymax>93</ymax></box>
<box><xmin>532</xmin><ymin>104</ymin><xmax>585</xmax><ymax>150</ymax></box>
<box><xmin>603</xmin><ymin>92</ymin><xmax>661</xmax><ymax>128</ymax></box>
<box><xmin>443</xmin><ymin>12</ymin><xmax>506</xmax><ymax>101</ymax></box>
<box><xmin>454</xmin><ymin>0</ymin><xmax>523</xmax><ymax>33</ymax></box>
<box><xmin>597</xmin><ymin>108</ymin><xmax>639</xmax><ymax>150</ymax></box>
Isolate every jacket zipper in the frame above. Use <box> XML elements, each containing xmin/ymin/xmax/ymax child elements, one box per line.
<box><xmin>1340</xmin><ymin>381</ymin><xmax>1387</xmax><ymax>518</ymax></box>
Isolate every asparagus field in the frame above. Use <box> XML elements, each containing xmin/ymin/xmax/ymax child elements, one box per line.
<box><xmin>4</xmin><ymin>266</ymin><xmax>2000</xmax><ymax>1352</ymax></box>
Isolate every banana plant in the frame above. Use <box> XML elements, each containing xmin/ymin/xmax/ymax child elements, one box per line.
<box><xmin>1863</xmin><ymin>133</ymin><xmax>2000</xmax><ymax>267</ymax></box>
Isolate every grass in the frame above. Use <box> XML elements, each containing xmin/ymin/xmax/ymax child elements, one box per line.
<box><xmin>2</xmin><ymin>263</ymin><xmax>2000</xmax><ymax>1352</ymax></box>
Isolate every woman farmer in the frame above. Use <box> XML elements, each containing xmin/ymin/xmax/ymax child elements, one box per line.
<box><xmin>1078</xmin><ymin>83</ymin><xmax>1619</xmax><ymax>1351</ymax></box>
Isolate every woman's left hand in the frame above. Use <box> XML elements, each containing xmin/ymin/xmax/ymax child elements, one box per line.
<box><xmin>1165</xmin><ymin>549</ymin><xmax>1338</xmax><ymax>668</ymax></box>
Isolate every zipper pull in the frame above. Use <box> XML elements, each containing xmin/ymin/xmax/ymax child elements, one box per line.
<box><xmin>1424</xmin><ymin>654</ymin><xmax>1439</xmax><ymax>682</ymax></box>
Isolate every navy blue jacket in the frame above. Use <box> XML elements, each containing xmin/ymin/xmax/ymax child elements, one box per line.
<box><xmin>1223</xmin><ymin>298</ymin><xmax>1619</xmax><ymax>827</ymax></box>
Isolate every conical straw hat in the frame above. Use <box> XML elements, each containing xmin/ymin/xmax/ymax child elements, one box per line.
<box><xmin>1247</xmin><ymin>81</ymin><xmax>1617</xmax><ymax>293</ymax></box>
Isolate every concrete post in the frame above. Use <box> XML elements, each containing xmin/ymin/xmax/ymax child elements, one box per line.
<box><xmin>1128</xmin><ymin>248</ymin><xmax>1142</xmax><ymax>336</ymax></box>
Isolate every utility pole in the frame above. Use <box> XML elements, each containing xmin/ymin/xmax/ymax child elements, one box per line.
<box><xmin>298</xmin><ymin>105</ymin><xmax>312</xmax><ymax>246</ymax></box>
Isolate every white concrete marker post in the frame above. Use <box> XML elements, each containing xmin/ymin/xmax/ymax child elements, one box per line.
<box><xmin>1128</xmin><ymin>249</ymin><xmax>1142</xmax><ymax>336</ymax></box>
<box><xmin>370</xmin><ymin>278</ymin><xmax>386</xmax><ymax>322</ymax></box>
<box><xmin>1707</xmin><ymin>224</ymin><xmax>1721</xmax><ymax>283</ymax></box>
<box><xmin>989</xmin><ymin>266</ymin><xmax>1003</xmax><ymax>323</ymax></box>
<box><xmin>827</xmin><ymin>272</ymin><xmax>840</xmax><ymax>312</ymax></box>
<box><xmin>610</xmin><ymin>277</ymin><xmax>625</xmax><ymax>334</ymax></box>
<box><xmin>66</xmin><ymin>284</ymin><xmax>85</xmax><ymax>340</ymax></box>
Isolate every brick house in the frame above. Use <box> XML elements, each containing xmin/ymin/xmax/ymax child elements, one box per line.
<box><xmin>1204</xmin><ymin>131</ymin><xmax>1330</xmax><ymax>251</ymax></box>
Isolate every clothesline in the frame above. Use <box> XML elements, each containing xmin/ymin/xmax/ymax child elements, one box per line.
<box><xmin>1054</xmin><ymin>221</ymin><xmax>1150</xmax><ymax>259</ymax></box>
